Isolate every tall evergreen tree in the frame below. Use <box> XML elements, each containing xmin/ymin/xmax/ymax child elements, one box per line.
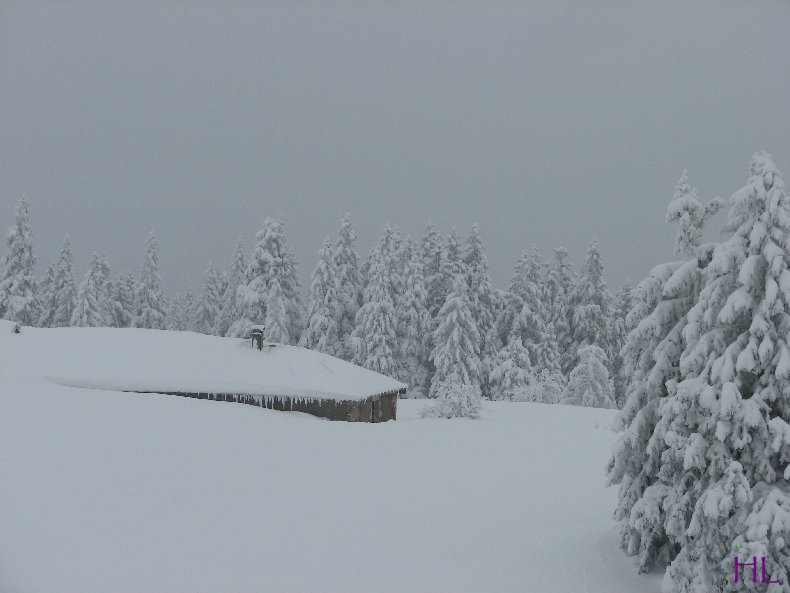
<box><xmin>132</xmin><ymin>231</ymin><xmax>166</xmax><ymax>330</ymax></box>
<box><xmin>609</xmin><ymin>280</ymin><xmax>634</xmax><ymax>407</ymax></box>
<box><xmin>653</xmin><ymin>153</ymin><xmax>790</xmax><ymax>592</ymax></box>
<box><xmin>429</xmin><ymin>276</ymin><xmax>482</xmax><ymax>396</ymax></box>
<box><xmin>37</xmin><ymin>260</ymin><xmax>56</xmax><ymax>327</ymax></box>
<box><xmin>302</xmin><ymin>237</ymin><xmax>342</xmax><ymax>356</ymax></box>
<box><xmin>351</xmin><ymin>230</ymin><xmax>399</xmax><ymax>377</ymax></box>
<box><xmin>194</xmin><ymin>263</ymin><xmax>224</xmax><ymax>335</ymax></box>
<box><xmin>71</xmin><ymin>254</ymin><xmax>110</xmax><ymax>327</ymax></box>
<box><xmin>263</xmin><ymin>277</ymin><xmax>290</xmax><ymax>344</ymax></box>
<box><xmin>464</xmin><ymin>224</ymin><xmax>496</xmax><ymax>395</ymax></box>
<box><xmin>572</xmin><ymin>238</ymin><xmax>612</xmax><ymax>366</ymax></box>
<box><xmin>421</xmin><ymin>222</ymin><xmax>444</xmax><ymax>318</ymax></box>
<box><xmin>110</xmin><ymin>273</ymin><xmax>136</xmax><ymax>328</ymax></box>
<box><xmin>216</xmin><ymin>238</ymin><xmax>248</xmax><ymax>337</ymax></box>
<box><xmin>396</xmin><ymin>238</ymin><xmax>432</xmax><ymax>396</ymax></box>
<box><xmin>422</xmin><ymin>276</ymin><xmax>482</xmax><ymax>417</ymax></box>
<box><xmin>489</xmin><ymin>335</ymin><xmax>534</xmax><ymax>401</ymax></box>
<box><xmin>48</xmin><ymin>237</ymin><xmax>77</xmax><ymax>327</ymax></box>
<box><xmin>607</xmin><ymin>169</ymin><xmax>722</xmax><ymax>574</ymax></box>
<box><xmin>229</xmin><ymin>218</ymin><xmax>303</xmax><ymax>341</ymax></box>
<box><xmin>333</xmin><ymin>215</ymin><xmax>363</xmax><ymax>361</ymax></box>
<box><xmin>0</xmin><ymin>197</ymin><xmax>39</xmax><ymax>325</ymax></box>
<box><xmin>545</xmin><ymin>246</ymin><xmax>576</xmax><ymax>374</ymax></box>
<box><xmin>565</xmin><ymin>344</ymin><xmax>615</xmax><ymax>408</ymax></box>
<box><xmin>435</xmin><ymin>229</ymin><xmax>465</xmax><ymax>318</ymax></box>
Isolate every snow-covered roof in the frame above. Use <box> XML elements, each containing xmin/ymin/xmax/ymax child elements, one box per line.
<box><xmin>4</xmin><ymin>325</ymin><xmax>406</xmax><ymax>401</ymax></box>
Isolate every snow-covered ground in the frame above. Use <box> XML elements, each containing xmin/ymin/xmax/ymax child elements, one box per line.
<box><xmin>0</xmin><ymin>326</ymin><xmax>661</xmax><ymax>593</ymax></box>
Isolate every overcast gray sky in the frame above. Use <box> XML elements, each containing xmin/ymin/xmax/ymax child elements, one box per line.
<box><xmin>1</xmin><ymin>0</ymin><xmax>789</xmax><ymax>294</ymax></box>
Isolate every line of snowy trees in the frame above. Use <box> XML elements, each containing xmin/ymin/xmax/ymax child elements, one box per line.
<box><xmin>2</xmin><ymin>204</ymin><xmax>632</xmax><ymax>412</ymax></box>
<box><xmin>608</xmin><ymin>152</ymin><xmax>790</xmax><ymax>592</ymax></box>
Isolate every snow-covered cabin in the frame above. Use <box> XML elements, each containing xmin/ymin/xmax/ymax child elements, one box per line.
<box><xmin>4</xmin><ymin>325</ymin><xmax>406</xmax><ymax>422</ymax></box>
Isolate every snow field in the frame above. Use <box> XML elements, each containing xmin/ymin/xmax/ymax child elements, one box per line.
<box><xmin>0</xmin><ymin>381</ymin><xmax>660</xmax><ymax>593</ymax></box>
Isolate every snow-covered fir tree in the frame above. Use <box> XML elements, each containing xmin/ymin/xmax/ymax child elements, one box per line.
<box><xmin>332</xmin><ymin>215</ymin><xmax>363</xmax><ymax>361</ymax></box>
<box><xmin>37</xmin><ymin>260</ymin><xmax>55</xmax><ymax>327</ymax></box>
<box><xmin>110</xmin><ymin>273</ymin><xmax>136</xmax><ymax>328</ymax></box>
<box><xmin>572</xmin><ymin>238</ymin><xmax>612</xmax><ymax>367</ymax></box>
<box><xmin>488</xmin><ymin>334</ymin><xmax>534</xmax><ymax>401</ymax></box>
<box><xmin>654</xmin><ymin>153</ymin><xmax>790</xmax><ymax>593</ymax></box>
<box><xmin>565</xmin><ymin>344</ymin><xmax>614</xmax><ymax>408</ymax></box>
<box><xmin>609</xmin><ymin>280</ymin><xmax>633</xmax><ymax>407</ymax></box>
<box><xmin>665</xmin><ymin>169</ymin><xmax>722</xmax><ymax>258</ymax></box>
<box><xmin>607</xmin><ymin>168</ymin><xmax>722</xmax><ymax>574</ymax></box>
<box><xmin>71</xmin><ymin>254</ymin><xmax>110</xmax><ymax>327</ymax></box>
<box><xmin>351</xmin><ymin>228</ymin><xmax>399</xmax><ymax>377</ymax></box>
<box><xmin>48</xmin><ymin>237</ymin><xmax>78</xmax><ymax>327</ymax></box>
<box><xmin>301</xmin><ymin>237</ymin><xmax>342</xmax><ymax>356</ymax></box>
<box><xmin>428</xmin><ymin>276</ymin><xmax>482</xmax><ymax>396</ymax></box>
<box><xmin>396</xmin><ymin>238</ymin><xmax>432</xmax><ymax>396</ymax></box>
<box><xmin>351</xmin><ymin>238</ymin><xmax>398</xmax><ymax>377</ymax></box>
<box><xmin>420</xmin><ymin>222</ymin><xmax>444</xmax><ymax>318</ymax></box>
<box><xmin>545</xmin><ymin>246</ymin><xmax>576</xmax><ymax>374</ymax></box>
<box><xmin>0</xmin><ymin>197</ymin><xmax>39</xmax><ymax>325</ymax></box>
<box><xmin>263</xmin><ymin>277</ymin><xmax>290</xmax><ymax>344</ymax></box>
<box><xmin>435</xmin><ymin>229</ymin><xmax>465</xmax><ymax>317</ymax></box>
<box><xmin>96</xmin><ymin>254</ymin><xmax>113</xmax><ymax>325</ymax></box>
<box><xmin>464</xmin><ymin>224</ymin><xmax>496</xmax><ymax>396</ymax></box>
<box><xmin>228</xmin><ymin>218</ymin><xmax>303</xmax><ymax>341</ymax></box>
<box><xmin>216</xmin><ymin>238</ymin><xmax>248</xmax><ymax>337</ymax></box>
<box><xmin>422</xmin><ymin>277</ymin><xmax>482</xmax><ymax>418</ymax></box>
<box><xmin>508</xmin><ymin>248</ymin><xmax>558</xmax><ymax>373</ymax></box>
<box><xmin>534</xmin><ymin>368</ymin><xmax>567</xmax><ymax>404</ymax></box>
<box><xmin>132</xmin><ymin>231</ymin><xmax>166</xmax><ymax>330</ymax></box>
<box><xmin>194</xmin><ymin>263</ymin><xmax>224</xmax><ymax>335</ymax></box>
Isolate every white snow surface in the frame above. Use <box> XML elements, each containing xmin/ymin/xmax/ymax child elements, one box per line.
<box><xmin>0</xmin><ymin>324</ymin><xmax>661</xmax><ymax>593</ymax></box>
<box><xmin>4</xmin><ymin>324</ymin><xmax>405</xmax><ymax>401</ymax></box>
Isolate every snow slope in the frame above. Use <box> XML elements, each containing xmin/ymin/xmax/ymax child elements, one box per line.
<box><xmin>2</xmin><ymin>324</ymin><xmax>405</xmax><ymax>400</ymax></box>
<box><xmin>0</xmin><ymin>325</ymin><xmax>661</xmax><ymax>593</ymax></box>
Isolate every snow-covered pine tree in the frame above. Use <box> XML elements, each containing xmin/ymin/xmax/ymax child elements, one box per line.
<box><xmin>572</xmin><ymin>238</ymin><xmax>612</xmax><ymax>367</ymax></box>
<box><xmin>71</xmin><ymin>254</ymin><xmax>110</xmax><ymax>327</ymax></box>
<box><xmin>421</xmin><ymin>276</ymin><xmax>482</xmax><ymax>418</ymax></box>
<box><xmin>333</xmin><ymin>215</ymin><xmax>363</xmax><ymax>361</ymax></box>
<box><xmin>351</xmin><ymin>230</ymin><xmax>399</xmax><ymax>377</ymax></box>
<box><xmin>228</xmin><ymin>218</ymin><xmax>302</xmax><ymax>342</ymax></box>
<box><xmin>396</xmin><ymin>238</ymin><xmax>431</xmax><ymax>396</ymax></box>
<box><xmin>565</xmin><ymin>344</ymin><xmax>614</xmax><ymax>408</ymax></box>
<box><xmin>464</xmin><ymin>224</ymin><xmax>496</xmax><ymax>395</ymax></box>
<box><xmin>194</xmin><ymin>263</ymin><xmax>224</xmax><ymax>335</ymax></box>
<box><xmin>263</xmin><ymin>277</ymin><xmax>290</xmax><ymax>344</ymax></box>
<box><xmin>545</xmin><ymin>246</ymin><xmax>576</xmax><ymax>374</ymax></box>
<box><xmin>96</xmin><ymin>254</ymin><xmax>113</xmax><ymax>325</ymax></box>
<box><xmin>609</xmin><ymin>280</ymin><xmax>633</xmax><ymax>407</ymax></box>
<box><xmin>110</xmin><ymin>273</ymin><xmax>136</xmax><ymax>328</ymax></box>
<box><xmin>488</xmin><ymin>334</ymin><xmax>534</xmax><ymax>401</ymax></box>
<box><xmin>534</xmin><ymin>368</ymin><xmax>567</xmax><ymax>404</ymax></box>
<box><xmin>653</xmin><ymin>153</ymin><xmax>790</xmax><ymax>593</ymax></box>
<box><xmin>216</xmin><ymin>238</ymin><xmax>248</xmax><ymax>337</ymax></box>
<box><xmin>607</xmin><ymin>168</ymin><xmax>723</xmax><ymax>574</ymax></box>
<box><xmin>435</xmin><ymin>229</ymin><xmax>465</xmax><ymax>318</ymax></box>
<box><xmin>48</xmin><ymin>236</ymin><xmax>78</xmax><ymax>327</ymax></box>
<box><xmin>508</xmin><ymin>248</ymin><xmax>556</xmax><ymax>373</ymax></box>
<box><xmin>132</xmin><ymin>231</ymin><xmax>166</xmax><ymax>330</ymax></box>
<box><xmin>0</xmin><ymin>197</ymin><xmax>39</xmax><ymax>325</ymax></box>
<box><xmin>421</xmin><ymin>222</ymin><xmax>444</xmax><ymax>318</ymax></box>
<box><xmin>428</xmin><ymin>275</ymin><xmax>482</xmax><ymax>395</ymax></box>
<box><xmin>301</xmin><ymin>237</ymin><xmax>342</xmax><ymax>356</ymax></box>
<box><xmin>37</xmin><ymin>261</ymin><xmax>56</xmax><ymax>327</ymax></box>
